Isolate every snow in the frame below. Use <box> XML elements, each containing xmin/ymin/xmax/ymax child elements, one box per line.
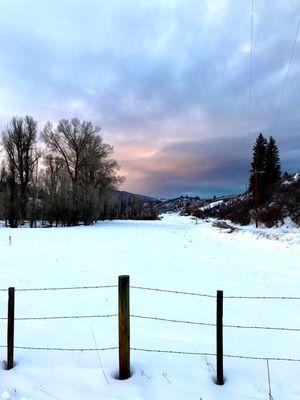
<box><xmin>0</xmin><ymin>214</ymin><xmax>299</xmax><ymax>399</ymax></box>
<box><xmin>199</xmin><ymin>200</ymin><xmax>223</xmax><ymax>211</ymax></box>
<box><xmin>282</xmin><ymin>172</ymin><xmax>300</xmax><ymax>185</ymax></box>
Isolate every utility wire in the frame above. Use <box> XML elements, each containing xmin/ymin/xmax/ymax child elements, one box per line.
<box><xmin>273</xmin><ymin>18</ymin><xmax>300</xmax><ymax>135</ymax></box>
<box><xmin>248</xmin><ymin>0</ymin><xmax>254</xmax><ymax>134</ymax></box>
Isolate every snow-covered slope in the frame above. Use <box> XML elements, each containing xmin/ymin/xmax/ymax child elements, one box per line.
<box><xmin>0</xmin><ymin>215</ymin><xmax>299</xmax><ymax>399</ymax></box>
<box><xmin>199</xmin><ymin>200</ymin><xmax>224</xmax><ymax>211</ymax></box>
<box><xmin>282</xmin><ymin>172</ymin><xmax>300</xmax><ymax>185</ymax></box>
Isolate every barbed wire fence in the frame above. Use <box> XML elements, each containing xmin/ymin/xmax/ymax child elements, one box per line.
<box><xmin>1</xmin><ymin>277</ymin><xmax>299</xmax><ymax>382</ymax></box>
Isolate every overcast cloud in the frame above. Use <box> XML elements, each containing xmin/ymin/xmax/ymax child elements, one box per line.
<box><xmin>0</xmin><ymin>0</ymin><xmax>299</xmax><ymax>197</ymax></box>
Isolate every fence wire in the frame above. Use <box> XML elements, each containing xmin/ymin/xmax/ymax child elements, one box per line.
<box><xmin>0</xmin><ymin>314</ymin><xmax>300</xmax><ymax>332</ymax></box>
<box><xmin>130</xmin><ymin>314</ymin><xmax>300</xmax><ymax>332</ymax></box>
<box><xmin>0</xmin><ymin>283</ymin><xmax>298</xmax><ymax>300</ymax></box>
<box><xmin>16</xmin><ymin>285</ymin><xmax>117</xmax><ymax>292</ymax></box>
<box><xmin>224</xmin><ymin>295</ymin><xmax>300</xmax><ymax>300</ymax></box>
<box><xmin>0</xmin><ymin>314</ymin><xmax>117</xmax><ymax>321</ymax></box>
<box><xmin>131</xmin><ymin>285</ymin><xmax>300</xmax><ymax>300</ymax></box>
<box><xmin>0</xmin><ymin>313</ymin><xmax>298</xmax><ymax>332</ymax></box>
<box><xmin>14</xmin><ymin>346</ymin><xmax>118</xmax><ymax>351</ymax></box>
<box><xmin>0</xmin><ymin>345</ymin><xmax>298</xmax><ymax>362</ymax></box>
<box><xmin>131</xmin><ymin>285</ymin><xmax>215</xmax><ymax>298</ymax></box>
<box><xmin>131</xmin><ymin>347</ymin><xmax>300</xmax><ymax>362</ymax></box>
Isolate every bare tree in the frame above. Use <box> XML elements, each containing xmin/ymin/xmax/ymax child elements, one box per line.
<box><xmin>42</xmin><ymin>118</ymin><xmax>122</xmax><ymax>225</ymax></box>
<box><xmin>40</xmin><ymin>154</ymin><xmax>67</xmax><ymax>226</ymax></box>
<box><xmin>2</xmin><ymin>116</ymin><xmax>41</xmax><ymax>225</ymax></box>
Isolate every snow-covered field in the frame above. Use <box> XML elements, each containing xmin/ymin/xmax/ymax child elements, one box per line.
<box><xmin>0</xmin><ymin>214</ymin><xmax>299</xmax><ymax>400</ymax></box>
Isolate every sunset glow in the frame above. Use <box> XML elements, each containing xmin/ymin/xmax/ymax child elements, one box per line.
<box><xmin>0</xmin><ymin>0</ymin><xmax>299</xmax><ymax>197</ymax></box>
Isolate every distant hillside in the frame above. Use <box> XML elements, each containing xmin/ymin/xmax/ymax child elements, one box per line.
<box><xmin>188</xmin><ymin>173</ymin><xmax>300</xmax><ymax>227</ymax></box>
<box><xmin>109</xmin><ymin>190</ymin><xmax>241</xmax><ymax>217</ymax></box>
<box><xmin>110</xmin><ymin>189</ymin><xmax>155</xmax><ymax>202</ymax></box>
<box><xmin>102</xmin><ymin>188</ymin><xmax>158</xmax><ymax>220</ymax></box>
<box><xmin>144</xmin><ymin>194</ymin><xmax>237</xmax><ymax>215</ymax></box>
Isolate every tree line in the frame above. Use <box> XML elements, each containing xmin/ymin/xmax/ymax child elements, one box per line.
<box><xmin>249</xmin><ymin>133</ymin><xmax>281</xmax><ymax>199</ymax></box>
<box><xmin>0</xmin><ymin>116</ymin><xmax>150</xmax><ymax>228</ymax></box>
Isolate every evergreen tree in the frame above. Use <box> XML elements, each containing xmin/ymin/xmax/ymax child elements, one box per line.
<box><xmin>249</xmin><ymin>133</ymin><xmax>267</xmax><ymax>193</ymax></box>
<box><xmin>265</xmin><ymin>136</ymin><xmax>281</xmax><ymax>186</ymax></box>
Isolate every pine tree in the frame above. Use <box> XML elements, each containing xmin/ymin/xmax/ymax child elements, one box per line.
<box><xmin>249</xmin><ymin>133</ymin><xmax>267</xmax><ymax>193</ymax></box>
<box><xmin>265</xmin><ymin>136</ymin><xmax>281</xmax><ymax>186</ymax></box>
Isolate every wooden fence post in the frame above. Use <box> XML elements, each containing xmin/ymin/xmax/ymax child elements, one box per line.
<box><xmin>216</xmin><ymin>290</ymin><xmax>224</xmax><ymax>385</ymax></box>
<box><xmin>7</xmin><ymin>287</ymin><xmax>15</xmax><ymax>370</ymax></box>
<box><xmin>118</xmin><ymin>275</ymin><xmax>130</xmax><ymax>379</ymax></box>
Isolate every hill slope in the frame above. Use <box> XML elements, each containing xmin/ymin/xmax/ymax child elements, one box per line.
<box><xmin>191</xmin><ymin>173</ymin><xmax>300</xmax><ymax>227</ymax></box>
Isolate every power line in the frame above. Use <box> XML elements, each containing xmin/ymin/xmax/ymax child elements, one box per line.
<box><xmin>248</xmin><ymin>0</ymin><xmax>254</xmax><ymax>133</ymax></box>
<box><xmin>273</xmin><ymin>18</ymin><xmax>300</xmax><ymax>135</ymax></box>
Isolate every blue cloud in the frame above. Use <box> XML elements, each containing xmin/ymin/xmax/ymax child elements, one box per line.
<box><xmin>0</xmin><ymin>0</ymin><xmax>299</xmax><ymax>196</ymax></box>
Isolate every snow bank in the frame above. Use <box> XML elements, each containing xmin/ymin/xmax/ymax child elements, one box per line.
<box><xmin>282</xmin><ymin>171</ymin><xmax>300</xmax><ymax>185</ymax></box>
<box><xmin>199</xmin><ymin>200</ymin><xmax>223</xmax><ymax>211</ymax></box>
<box><xmin>0</xmin><ymin>214</ymin><xmax>299</xmax><ymax>399</ymax></box>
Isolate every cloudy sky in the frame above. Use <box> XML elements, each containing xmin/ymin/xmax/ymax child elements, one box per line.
<box><xmin>0</xmin><ymin>0</ymin><xmax>299</xmax><ymax>197</ymax></box>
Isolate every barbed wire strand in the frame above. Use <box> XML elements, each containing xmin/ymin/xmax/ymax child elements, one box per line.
<box><xmin>0</xmin><ymin>284</ymin><xmax>298</xmax><ymax>300</ymax></box>
<box><xmin>130</xmin><ymin>314</ymin><xmax>300</xmax><ymax>332</ymax></box>
<box><xmin>131</xmin><ymin>347</ymin><xmax>300</xmax><ymax>362</ymax></box>
<box><xmin>1</xmin><ymin>345</ymin><xmax>297</xmax><ymax>361</ymax></box>
<box><xmin>16</xmin><ymin>285</ymin><xmax>117</xmax><ymax>292</ymax></box>
<box><xmin>0</xmin><ymin>344</ymin><xmax>296</xmax><ymax>362</ymax></box>
<box><xmin>0</xmin><ymin>314</ymin><xmax>117</xmax><ymax>321</ymax></box>
<box><xmin>14</xmin><ymin>346</ymin><xmax>118</xmax><ymax>351</ymax></box>
<box><xmin>0</xmin><ymin>313</ymin><xmax>298</xmax><ymax>332</ymax></box>
<box><xmin>224</xmin><ymin>295</ymin><xmax>300</xmax><ymax>300</ymax></box>
<box><xmin>131</xmin><ymin>286</ymin><xmax>300</xmax><ymax>300</ymax></box>
<box><xmin>131</xmin><ymin>286</ymin><xmax>215</xmax><ymax>298</ymax></box>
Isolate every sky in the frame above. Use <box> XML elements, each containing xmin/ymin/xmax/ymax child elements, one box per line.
<box><xmin>0</xmin><ymin>0</ymin><xmax>299</xmax><ymax>198</ymax></box>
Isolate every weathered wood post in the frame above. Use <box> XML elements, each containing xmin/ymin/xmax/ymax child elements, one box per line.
<box><xmin>7</xmin><ymin>287</ymin><xmax>15</xmax><ymax>370</ymax></box>
<box><xmin>216</xmin><ymin>290</ymin><xmax>224</xmax><ymax>385</ymax></box>
<box><xmin>118</xmin><ymin>275</ymin><xmax>130</xmax><ymax>379</ymax></box>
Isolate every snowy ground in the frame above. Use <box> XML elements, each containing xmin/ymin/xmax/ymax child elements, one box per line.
<box><xmin>0</xmin><ymin>214</ymin><xmax>299</xmax><ymax>400</ymax></box>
